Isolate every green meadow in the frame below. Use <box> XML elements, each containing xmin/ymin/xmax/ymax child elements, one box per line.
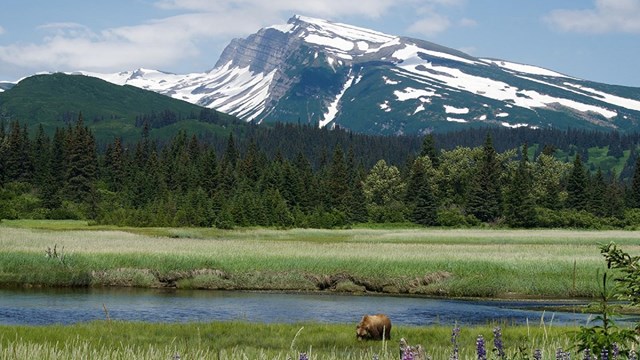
<box><xmin>1</xmin><ymin>220</ymin><xmax>639</xmax><ymax>298</ymax></box>
<box><xmin>0</xmin><ymin>320</ymin><xmax>575</xmax><ymax>360</ymax></box>
<box><xmin>1</xmin><ymin>221</ymin><xmax>639</xmax><ymax>359</ymax></box>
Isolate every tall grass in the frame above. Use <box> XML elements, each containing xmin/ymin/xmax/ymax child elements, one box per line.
<box><xmin>0</xmin><ymin>321</ymin><xmax>578</xmax><ymax>360</ymax></box>
<box><xmin>1</xmin><ymin>222</ymin><xmax>639</xmax><ymax>297</ymax></box>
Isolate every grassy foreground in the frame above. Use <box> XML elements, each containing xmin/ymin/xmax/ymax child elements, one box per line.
<box><xmin>1</xmin><ymin>220</ymin><xmax>640</xmax><ymax>298</ymax></box>
<box><xmin>0</xmin><ymin>320</ymin><xmax>576</xmax><ymax>360</ymax></box>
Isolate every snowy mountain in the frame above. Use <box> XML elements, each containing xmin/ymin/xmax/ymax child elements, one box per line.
<box><xmin>76</xmin><ymin>15</ymin><xmax>640</xmax><ymax>134</ymax></box>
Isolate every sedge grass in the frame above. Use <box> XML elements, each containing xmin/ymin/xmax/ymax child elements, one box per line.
<box><xmin>0</xmin><ymin>321</ymin><xmax>580</xmax><ymax>360</ymax></box>
<box><xmin>1</xmin><ymin>222</ymin><xmax>639</xmax><ymax>297</ymax></box>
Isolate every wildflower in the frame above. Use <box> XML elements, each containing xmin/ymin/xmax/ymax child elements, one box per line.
<box><xmin>582</xmin><ymin>348</ymin><xmax>591</xmax><ymax>360</ymax></box>
<box><xmin>450</xmin><ymin>326</ymin><xmax>460</xmax><ymax>360</ymax></box>
<box><xmin>601</xmin><ymin>348</ymin><xmax>609</xmax><ymax>360</ymax></box>
<box><xmin>299</xmin><ymin>352</ymin><xmax>309</xmax><ymax>360</ymax></box>
<box><xmin>533</xmin><ymin>349</ymin><xmax>542</xmax><ymax>360</ymax></box>
<box><xmin>612</xmin><ymin>343</ymin><xmax>619</xmax><ymax>360</ymax></box>
<box><xmin>493</xmin><ymin>326</ymin><xmax>505</xmax><ymax>359</ymax></box>
<box><xmin>555</xmin><ymin>348</ymin><xmax>572</xmax><ymax>360</ymax></box>
<box><xmin>402</xmin><ymin>347</ymin><xmax>414</xmax><ymax>360</ymax></box>
<box><xmin>372</xmin><ymin>355</ymin><xmax>379</xmax><ymax>360</ymax></box>
<box><xmin>629</xmin><ymin>349</ymin><xmax>638</xmax><ymax>360</ymax></box>
<box><xmin>477</xmin><ymin>335</ymin><xmax>487</xmax><ymax>360</ymax></box>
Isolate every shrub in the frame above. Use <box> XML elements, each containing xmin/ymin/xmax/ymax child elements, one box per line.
<box><xmin>437</xmin><ymin>206</ymin><xmax>479</xmax><ymax>227</ymax></box>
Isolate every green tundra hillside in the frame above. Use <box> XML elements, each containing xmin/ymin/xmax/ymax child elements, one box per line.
<box><xmin>0</xmin><ymin>73</ymin><xmax>240</xmax><ymax>143</ymax></box>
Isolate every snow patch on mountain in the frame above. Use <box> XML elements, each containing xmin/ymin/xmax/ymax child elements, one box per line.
<box><xmin>295</xmin><ymin>15</ymin><xmax>395</xmax><ymax>44</ymax></box>
<box><xmin>444</xmin><ymin>105</ymin><xmax>469</xmax><ymax>114</ymax></box>
<box><xmin>502</xmin><ymin>122</ymin><xmax>529</xmax><ymax>128</ymax></box>
<box><xmin>391</xmin><ymin>46</ymin><xmax>620</xmax><ymax>119</ymax></box>
<box><xmin>383</xmin><ymin>76</ymin><xmax>399</xmax><ymax>85</ymax></box>
<box><xmin>201</xmin><ymin>63</ymin><xmax>277</xmax><ymax>121</ymax></box>
<box><xmin>394</xmin><ymin>87</ymin><xmax>436</xmax><ymax>101</ymax></box>
<box><xmin>267</xmin><ymin>23</ymin><xmax>295</xmax><ymax>33</ymax></box>
<box><xmin>562</xmin><ymin>82</ymin><xmax>640</xmax><ymax>112</ymax></box>
<box><xmin>319</xmin><ymin>73</ymin><xmax>355</xmax><ymax>128</ymax></box>
<box><xmin>482</xmin><ymin>59</ymin><xmax>569</xmax><ymax>77</ymax></box>
<box><xmin>305</xmin><ymin>34</ymin><xmax>354</xmax><ymax>52</ymax></box>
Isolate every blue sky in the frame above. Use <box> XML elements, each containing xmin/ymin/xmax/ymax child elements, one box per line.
<box><xmin>1</xmin><ymin>0</ymin><xmax>639</xmax><ymax>87</ymax></box>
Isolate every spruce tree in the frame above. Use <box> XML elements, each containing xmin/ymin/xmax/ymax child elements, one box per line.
<box><xmin>4</xmin><ymin>121</ymin><xmax>32</xmax><ymax>182</ymax></box>
<box><xmin>346</xmin><ymin>146</ymin><xmax>368</xmax><ymax>223</ymax></box>
<box><xmin>412</xmin><ymin>178</ymin><xmax>438</xmax><ymax>226</ymax></box>
<box><xmin>466</xmin><ymin>134</ymin><xmax>502</xmax><ymax>223</ymax></box>
<box><xmin>200</xmin><ymin>146</ymin><xmax>219</xmax><ymax>198</ymax></box>
<box><xmin>630</xmin><ymin>157</ymin><xmax>640</xmax><ymax>208</ymax></box>
<box><xmin>605</xmin><ymin>171</ymin><xmax>625</xmax><ymax>219</ymax></box>
<box><xmin>293</xmin><ymin>151</ymin><xmax>317</xmax><ymax>214</ymax></box>
<box><xmin>419</xmin><ymin>133</ymin><xmax>440</xmax><ymax>168</ymax></box>
<box><xmin>588</xmin><ymin>168</ymin><xmax>607</xmax><ymax>217</ymax></box>
<box><xmin>504</xmin><ymin>144</ymin><xmax>536</xmax><ymax>227</ymax></box>
<box><xmin>566</xmin><ymin>154</ymin><xmax>589</xmax><ymax>211</ymax></box>
<box><xmin>327</xmin><ymin>145</ymin><xmax>349</xmax><ymax>213</ymax></box>
<box><xmin>49</xmin><ymin>128</ymin><xmax>68</xmax><ymax>204</ymax></box>
<box><xmin>103</xmin><ymin>137</ymin><xmax>126</xmax><ymax>192</ymax></box>
<box><xmin>65</xmin><ymin>114</ymin><xmax>98</xmax><ymax>204</ymax></box>
<box><xmin>0</xmin><ymin>120</ymin><xmax>6</xmax><ymax>186</ymax></box>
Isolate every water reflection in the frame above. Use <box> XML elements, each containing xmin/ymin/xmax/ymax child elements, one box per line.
<box><xmin>0</xmin><ymin>288</ymin><xmax>634</xmax><ymax>326</ymax></box>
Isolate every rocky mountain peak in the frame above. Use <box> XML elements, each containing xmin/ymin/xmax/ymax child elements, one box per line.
<box><xmin>52</xmin><ymin>15</ymin><xmax>640</xmax><ymax>134</ymax></box>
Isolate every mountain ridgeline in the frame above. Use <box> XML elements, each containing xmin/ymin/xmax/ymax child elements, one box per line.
<box><xmin>0</xmin><ymin>73</ymin><xmax>240</xmax><ymax>143</ymax></box>
<box><xmin>63</xmin><ymin>15</ymin><xmax>640</xmax><ymax>135</ymax></box>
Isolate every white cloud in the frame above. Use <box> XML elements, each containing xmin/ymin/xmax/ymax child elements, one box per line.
<box><xmin>405</xmin><ymin>0</ymin><xmax>472</xmax><ymax>37</ymax></box>
<box><xmin>0</xmin><ymin>0</ymin><xmax>407</xmax><ymax>74</ymax></box>
<box><xmin>0</xmin><ymin>0</ymin><xmax>467</xmax><ymax>75</ymax></box>
<box><xmin>155</xmin><ymin>0</ymin><xmax>400</xmax><ymax>18</ymax></box>
<box><xmin>545</xmin><ymin>0</ymin><xmax>640</xmax><ymax>33</ymax></box>
<box><xmin>458</xmin><ymin>18</ymin><xmax>477</xmax><ymax>27</ymax></box>
<box><xmin>0</xmin><ymin>25</ymin><xmax>5</xmax><ymax>35</ymax></box>
<box><xmin>407</xmin><ymin>14</ymin><xmax>452</xmax><ymax>36</ymax></box>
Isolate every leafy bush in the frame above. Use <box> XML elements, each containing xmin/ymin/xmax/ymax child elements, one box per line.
<box><xmin>437</xmin><ymin>206</ymin><xmax>479</xmax><ymax>227</ymax></box>
<box><xmin>535</xmin><ymin>208</ymin><xmax>608</xmax><ymax>229</ymax></box>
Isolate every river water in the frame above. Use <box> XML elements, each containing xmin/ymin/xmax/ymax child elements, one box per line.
<box><xmin>0</xmin><ymin>288</ymin><xmax>633</xmax><ymax>327</ymax></box>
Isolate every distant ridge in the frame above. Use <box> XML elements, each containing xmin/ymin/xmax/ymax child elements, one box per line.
<box><xmin>9</xmin><ymin>15</ymin><xmax>640</xmax><ymax>134</ymax></box>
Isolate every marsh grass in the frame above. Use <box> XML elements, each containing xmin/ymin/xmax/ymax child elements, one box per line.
<box><xmin>0</xmin><ymin>321</ymin><xmax>578</xmax><ymax>360</ymax></box>
<box><xmin>1</xmin><ymin>221</ymin><xmax>639</xmax><ymax>297</ymax></box>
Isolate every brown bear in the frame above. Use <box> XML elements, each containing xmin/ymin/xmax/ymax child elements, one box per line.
<box><xmin>356</xmin><ymin>314</ymin><xmax>392</xmax><ymax>340</ymax></box>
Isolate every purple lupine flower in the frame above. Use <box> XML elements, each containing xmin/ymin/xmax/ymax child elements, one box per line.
<box><xmin>402</xmin><ymin>347</ymin><xmax>414</xmax><ymax>360</ymax></box>
<box><xmin>601</xmin><ymin>348</ymin><xmax>609</xmax><ymax>360</ymax></box>
<box><xmin>533</xmin><ymin>349</ymin><xmax>542</xmax><ymax>360</ymax></box>
<box><xmin>450</xmin><ymin>326</ymin><xmax>460</xmax><ymax>360</ymax></box>
<box><xmin>556</xmin><ymin>348</ymin><xmax>565</xmax><ymax>360</ymax></box>
<box><xmin>612</xmin><ymin>343</ymin><xmax>619</xmax><ymax>360</ymax></box>
<box><xmin>299</xmin><ymin>352</ymin><xmax>309</xmax><ymax>360</ymax></box>
<box><xmin>582</xmin><ymin>348</ymin><xmax>592</xmax><ymax>360</ymax></box>
<box><xmin>629</xmin><ymin>349</ymin><xmax>638</xmax><ymax>360</ymax></box>
<box><xmin>493</xmin><ymin>327</ymin><xmax>505</xmax><ymax>359</ymax></box>
<box><xmin>477</xmin><ymin>335</ymin><xmax>487</xmax><ymax>360</ymax></box>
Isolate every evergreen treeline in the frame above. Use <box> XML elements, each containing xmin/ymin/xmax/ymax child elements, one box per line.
<box><xmin>3</xmin><ymin>116</ymin><xmax>640</xmax><ymax>229</ymax></box>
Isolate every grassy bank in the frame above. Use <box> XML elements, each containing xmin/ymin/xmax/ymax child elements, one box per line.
<box><xmin>1</xmin><ymin>220</ymin><xmax>640</xmax><ymax>298</ymax></box>
<box><xmin>0</xmin><ymin>320</ymin><xmax>576</xmax><ymax>360</ymax></box>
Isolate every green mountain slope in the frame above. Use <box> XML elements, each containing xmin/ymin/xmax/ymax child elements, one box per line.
<box><xmin>0</xmin><ymin>73</ymin><xmax>240</xmax><ymax>143</ymax></box>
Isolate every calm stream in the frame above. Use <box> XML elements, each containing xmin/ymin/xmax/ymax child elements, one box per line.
<box><xmin>0</xmin><ymin>288</ymin><xmax>633</xmax><ymax>326</ymax></box>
